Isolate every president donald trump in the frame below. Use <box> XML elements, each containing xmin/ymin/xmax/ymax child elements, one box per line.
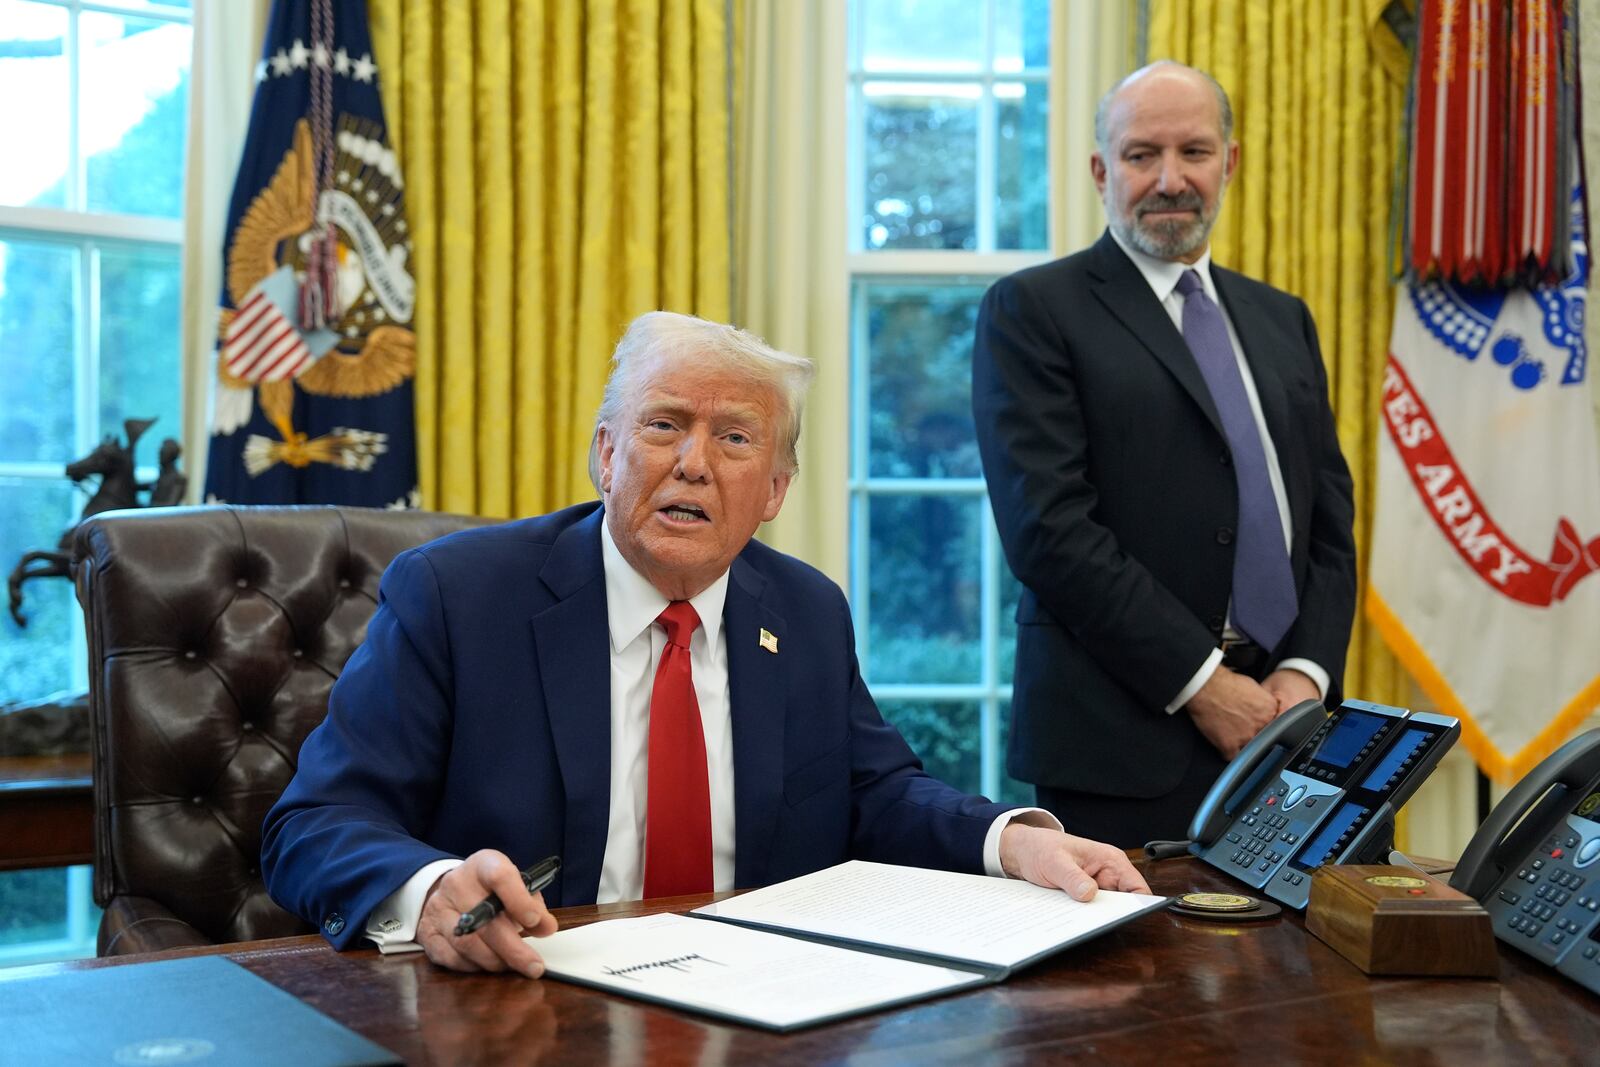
<box><xmin>263</xmin><ymin>311</ymin><xmax>1149</xmax><ymax>977</ymax></box>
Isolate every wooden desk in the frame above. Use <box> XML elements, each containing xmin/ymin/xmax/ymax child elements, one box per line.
<box><xmin>3</xmin><ymin>856</ymin><xmax>1596</xmax><ymax>1064</ymax></box>
<box><xmin>0</xmin><ymin>753</ymin><xmax>93</xmax><ymax>871</ymax></box>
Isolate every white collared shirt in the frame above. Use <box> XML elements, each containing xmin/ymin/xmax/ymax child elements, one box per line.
<box><xmin>596</xmin><ymin>520</ymin><xmax>737</xmax><ymax>901</ymax></box>
<box><xmin>1107</xmin><ymin>230</ymin><xmax>1329</xmax><ymax>709</ymax></box>
<box><xmin>365</xmin><ymin>518</ymin><xmax>1052</xmax><ymax>951</ymax></box>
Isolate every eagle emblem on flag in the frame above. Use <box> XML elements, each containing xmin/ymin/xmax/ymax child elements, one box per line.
<box><xmin>205</xmin><ymin>0</ymin><xmax>417</xmax><ymax>507</ymax></box>
<box><xmin>215</xmin><ymin>118</ymin><xmax>415</xmax><ymax>476</ymax></box>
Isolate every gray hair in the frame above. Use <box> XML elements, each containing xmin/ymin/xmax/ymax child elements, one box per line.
<box><xmin>1093</xmin><ymin>60</ymin><xmax>1234</xmax><ymax>155</ymax></box>
<box><xmin>587</xmin><ymin>311</ymin><xmax>816</xmax><ymax>489</ymax></box>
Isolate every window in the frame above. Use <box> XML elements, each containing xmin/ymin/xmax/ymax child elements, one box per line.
<box><xmin>0</xmin><ymin>0</ymin><xmax>192</xmax><ymax>967</ymax></box>
<box><xmin>847</xmin><ymin>0</ymin><xmax>1051</xmax><ymax>803</ymax></box>
<box><xmin>0</xmin><ymin>0</ymin><xmax>190</xmax><ymax>704</ymax></box>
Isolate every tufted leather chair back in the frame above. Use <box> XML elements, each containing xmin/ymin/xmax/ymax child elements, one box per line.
<box><xmin>74</xmin><ymin>505</ymin><xmax>495</xmax><ymax>955</ymax></box>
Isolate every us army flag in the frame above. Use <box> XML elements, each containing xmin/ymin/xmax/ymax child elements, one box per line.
<box><xmin>1369</xmin><ymin>190</ymin><xmax>1600</xmax><ymax>784</ymax></box>
<box><xmin>204</xmin><ymin>0</ymin><xmax>417</xmax><ymax>507</ymax></box>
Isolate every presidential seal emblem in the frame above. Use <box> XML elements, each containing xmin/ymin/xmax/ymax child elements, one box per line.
<box><xmin>113</xmin><ymin>1038</ymin><xmax>216</xmax><ymax>1064</ymax></box>
<box><xmin>215</xmin><ymin>117</ymin><xmax>416</xmax><ymax>477</ymax></box>
<box><xmin>1365</xmin><ymin>875</ymin><xmax>1428</xmax><ymax>889</ymax></box>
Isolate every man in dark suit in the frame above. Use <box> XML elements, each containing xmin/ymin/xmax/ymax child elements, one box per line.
<box><xmin>264</xmin><ymin>311</ymin><xmax>1149</xmax><ymax>978</ymax></box>
<box><xmin>972</xmin><ymin>62</ymin><xmax>1357</xmax><ymax>848</ymax></box>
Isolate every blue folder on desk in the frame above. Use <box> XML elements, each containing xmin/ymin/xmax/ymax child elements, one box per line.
<box><xmin>2</xmin><ymin>955</ymin><xmax>398</xmax><ymax>1065</ymax></box>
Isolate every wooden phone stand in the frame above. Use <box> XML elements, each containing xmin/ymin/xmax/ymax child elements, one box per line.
<box><xmin>1305</xmin><ymin>865</ymin><xmax>1498</xmax><ymax>977</ymax></box>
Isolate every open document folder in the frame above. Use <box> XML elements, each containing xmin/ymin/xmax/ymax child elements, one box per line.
<box><xmin>533</xmin><ymin>860</ymin><xmax>1170</xmax><ymax>1031</ymax></box>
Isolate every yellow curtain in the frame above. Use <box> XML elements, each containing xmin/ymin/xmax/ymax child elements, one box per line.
<box><xmin>368</xmin><ymin>0</ymin><xmax>734</xmax><ymax>517</ymax></box>
<box><xmin>733</xmin><ymin>0</ymin><xmax>849</xmax><ymax>586</ymax></box>
<box><xmin>1147</xmin><ymin>0</ymin><xmax>1409</xmax><ymax>713</ymax></box>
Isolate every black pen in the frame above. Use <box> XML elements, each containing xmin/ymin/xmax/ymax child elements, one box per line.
<box><xmin>453</xmin><ymin>855</ymin><xmax>562</xmax><ymax>937</ymax></box>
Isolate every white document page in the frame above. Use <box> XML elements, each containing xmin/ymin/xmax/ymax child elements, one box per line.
<box><xmin>693</xmin><ymin>860</ymin><xmax>1166</xmax><ymax>970</ymax></box>
<box><xmin>532</xmin><ymin>913</ymin><xmax>985</xmax><ymax>1030</ymax></box>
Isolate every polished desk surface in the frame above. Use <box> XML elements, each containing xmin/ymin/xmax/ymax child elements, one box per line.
<box><xmin>4</xmin><ymin>856</ymin><xmax>1596</xmax><ymax>1065</ymax></box>
<box><xmin>0</xmin><ymin>752</ymin><xmax>93</xmax><ymax>871</ymax></box>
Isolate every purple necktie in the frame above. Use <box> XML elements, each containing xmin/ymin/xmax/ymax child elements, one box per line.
<box><xmin>1176</xmin><ymin>269</ymin><xmax>1298</xmax><ymax>652</ymax></box>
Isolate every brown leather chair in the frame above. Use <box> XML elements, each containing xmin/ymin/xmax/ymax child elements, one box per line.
<box><xmin>73</xmin><ymin>505</ymin><xmax>495</xmax><ymax>955</ymax></box>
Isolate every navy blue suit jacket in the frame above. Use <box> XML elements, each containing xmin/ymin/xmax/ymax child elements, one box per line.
<box><xmin>263</xmin><ymin>502</ymin><xmax>1011</xmax><ymax>948</ymax></box>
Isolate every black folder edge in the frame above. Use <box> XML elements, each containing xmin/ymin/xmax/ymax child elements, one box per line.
<box><xmin>543</xmin><ymin>892</ymin><xmax>1173</xmax><ymax>1033</ymax></box>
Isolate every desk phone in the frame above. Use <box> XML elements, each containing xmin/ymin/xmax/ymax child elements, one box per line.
<box><xmin>1451</xmin><ymin>728</ymin><xmax>1600</xmax><ymax>996</ymax></box>
<box><xmin>1188</xmin><ymin>698</ymin><xmax>1460</xmax><ymax>909</ymax></box>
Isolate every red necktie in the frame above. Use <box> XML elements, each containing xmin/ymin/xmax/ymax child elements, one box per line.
<box><xmin>643</xmin><ymin>601</ymin><xmax>713</xmax><ymax>898</ymax></box>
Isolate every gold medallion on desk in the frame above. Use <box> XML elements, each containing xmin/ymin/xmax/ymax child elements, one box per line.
<box><xmin>1177</xmin><ymin>892</ymin><xmax>1256</xmax><ymax>912</ymax></box>
<box><xmin>1169</xmin><ymin>891</ymin><xmax>1283</xmax><ymax>921</ymax></box>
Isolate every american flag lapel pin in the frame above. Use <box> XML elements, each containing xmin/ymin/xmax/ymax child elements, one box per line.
<box><xmin>759</xmin><ymin>628</ymin><xmax>779</xmax><ymax>654</ymax></box>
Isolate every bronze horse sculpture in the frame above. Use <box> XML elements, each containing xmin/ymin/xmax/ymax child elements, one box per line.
<box><xmin>7</xmin><ymin>417</ymin><xmax>184</xmax><ymax>627</ymax></box>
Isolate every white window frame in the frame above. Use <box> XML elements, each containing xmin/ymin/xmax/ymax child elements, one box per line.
<box><xmin>846</xmin><ymin>0</ymin><xmax>1054</xmax><ymax>801</ymax></box>
<box><xmin>0</xmin><ymin>0</ymin><xmax>190</xmax><ymax>692</ymax></box>
<box><xmin>0</xmin><ymin>0</ymin><xmax>189</xmax><ymax>474</ymax></box>
<box><xmin>0</xmin><ymin>0</ymin><xmax>191</xmax><ymax>968</ymax></box>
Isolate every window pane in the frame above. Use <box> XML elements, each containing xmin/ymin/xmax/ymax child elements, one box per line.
<box><xmin>879</xmin><ymin>700</ymin><xmax>981</xmax><ymax>796</ymax></box>
<box><xmin>0</xmin><ymin>867</ymin><xmax>71</xmax><ymax>947</ymax></box>
<box><xmin>859</xmin><ymin>0</ymin><xmax>984</xmax><ymax>74</ymax></box>
<box><xmin>867</xmin><ymin>494</ymin><xmax>980</xmax><ymax>683</ymax></box>
<box><xmin>82</xmin><ymin>12</ymin><xmax>191</xmax><ymax>219</ymax></box>
<box><xmin>0</xmin><ymin>866</ymin><xmax>100</xmax><ymax>966</ymax></box>
<box><xmin>0</xmin><ymin>239</ymin><xmax>78</xmax><ymax>464</ymax></box>
<box><xmin>995</xmin><ymin>81</ymin><xmax>1049</xmax><ymax>250</ymax></box>
<box><xmin>0</xmin><ymin>1</ymin><xmax>69</xmax><ymax>209</ymax></box>
<box><xmin>996</xmin><ymin>699</ymin><xmax>1034</xmax><ymax>806</ymax></box>
<box><xmin>863</xmin><ymin>86</ymin><xmax>977</xmax><ymax>250</ymax></box>
<box><xmin>0</xmin><ymin>478</ymin><xmax>80</xmax><ymax>703</ymax></box>
<box><xmin>864</xmin><ymin>281</ymin><xmax>984</xmax><ymax>478</ymax></box>
<box><xmin>98</xmin><ymin>244</ymin><xmax>181</xmax><ymax>439</ymax></box>
<box><xmin>993</xmin><ymin>0</ymin><xmax>1051</xmax><ymax>72</ymax></box>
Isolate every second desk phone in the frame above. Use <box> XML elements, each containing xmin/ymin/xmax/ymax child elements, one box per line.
<box><xmin>1450</xmin><ymin>728</ymin><xmax>1600</xmax><ymax>996</ymax></box>
<box><xmin>1187</xmin><ymin>698</ymin><xmax>1460</xmax><ymax>909</ymax></box>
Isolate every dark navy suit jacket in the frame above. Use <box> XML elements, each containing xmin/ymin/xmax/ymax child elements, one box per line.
<box><xmin>263</xmin><ymin>502</ymin><xmax>1011</xmax><ymax>948</ymax></box>
<box><xmin>973</xmin><ymin>232</ymin><xmax>1357</xmax><ymax>809</ymax></box>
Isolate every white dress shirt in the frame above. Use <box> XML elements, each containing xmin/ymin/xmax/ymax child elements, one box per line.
<box><xmin>365</xmin><ymin>521</ymin><xmax>1055</xmax><ymax>951</ymax></box>
<box><xmin>1107</xmin><ymin>230</ymin><xmax>1330</xmax><ymax>711</ymax></box>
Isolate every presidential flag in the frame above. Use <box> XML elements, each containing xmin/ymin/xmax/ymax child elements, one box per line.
<box><xmin>204</xmin><ymin>0</ymin><xmax>417</xmax><ymax>508</ymax></box>
<box><xmin>1369</xmin><ymin>183</ymin><xmax>1600</xmax><ymax>783</ymax></box>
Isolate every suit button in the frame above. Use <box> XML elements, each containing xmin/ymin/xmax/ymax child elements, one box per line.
<box><xmin>1219</xmin><ymin>451</ymin><xmax>1232</xmax><ymax>466</ymax></box>
<box><xmin>1216</xmin><ymin>527</ymin><xmax>1234</xmax><ymax>545</ymax></box>
<box><xmin>324</xmin><ymin>913</ymin><xmax>346</xmax><ymax>937</ymax></box>
<box><xmin>1209</xmin><ymin>614</ymin><xmax>1225</xmax><ymax>631</ymax></box>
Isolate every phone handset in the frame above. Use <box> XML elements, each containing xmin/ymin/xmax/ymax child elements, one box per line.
<box><xmin>1186</xmin><ymin>699</ymin><xmax>1326</xmax><ymax>846</ymax></box>
<box><xmin>1450</xmin><ymin>728</ymin><xmax>1600</xmax><ymax>900</ymax></box>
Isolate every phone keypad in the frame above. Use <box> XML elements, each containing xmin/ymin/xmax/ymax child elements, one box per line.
<box><xmin>1489</xmin><ymin>828</ymin><xmax>1600</xmax><ymax>992</ymax></box>
<box><xmin>1195</xmin><ymin>703</ymin><xmax>1459</xmax><ymax>908</ymax></box>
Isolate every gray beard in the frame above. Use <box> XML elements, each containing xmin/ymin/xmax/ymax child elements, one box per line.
<box><xmin>1109</xmin><ymin>188</ymin><xmax>1225</xmax><ymax>261</ymax></box>
<box><xmin>1113</xmin><ymin>211</ymin><xmax>1212</xmax><ymax>260</ymax></box>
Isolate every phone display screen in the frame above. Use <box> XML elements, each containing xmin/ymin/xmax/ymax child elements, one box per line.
<box><xmin>1291</xmin><ymin>802</ymin><xmax>1369</xmax><ymax>870</ymax></box>
<box><xmin>1571</xmin><ymin>790</ymin><xmax>1600</xmax><ymax>821</ymax></box>
<box><xmin>1359</xmin><ymin>727</ymin><xmax>1431</xmax><ymax>794</ymax></box>
<box><xmin>1308</xmin><ymin>710</ymin><xmax>1386</xmax><ymax>769</ymax></box>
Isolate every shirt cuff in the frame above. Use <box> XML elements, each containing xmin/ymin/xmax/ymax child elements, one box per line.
<box><xmin>1166</xmin><ymin>647</ymin><xmax>1223</xmax><ymax>713</ymax></box>
<box><xmin>984</xmin><ymin>808</ymin><xmax>1064</xmax><ymax>877</ymax></box>
<box><xmin>365</xmin><ymin>857</ymin><xmax>462</xmax><ymax>954</ymax></box>
<box><xmin>1274</xmin><ymin>658</ymin><xmax>1329</xmax><ymax>702</ymax></box>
